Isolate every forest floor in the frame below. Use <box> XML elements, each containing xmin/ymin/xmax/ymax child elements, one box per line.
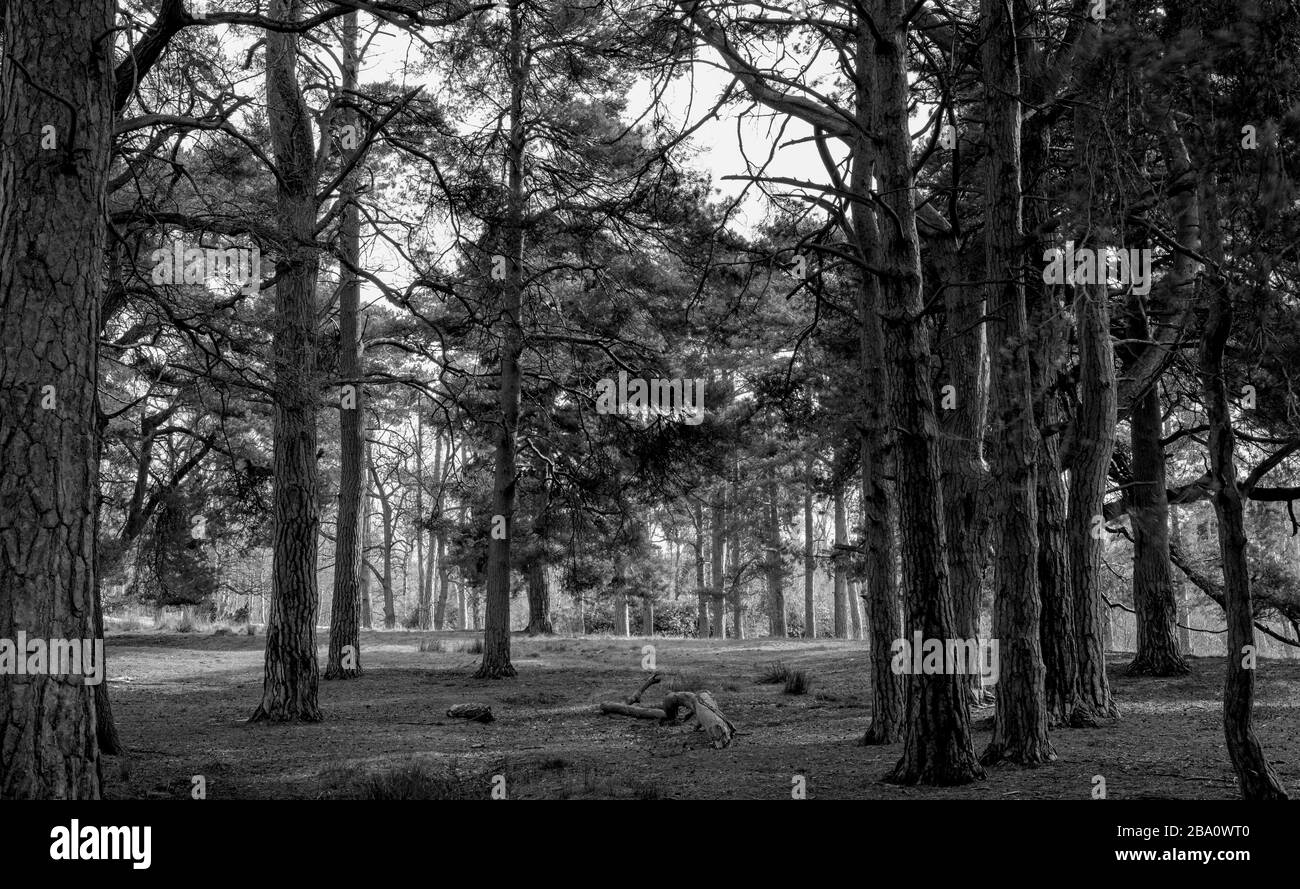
<box><xmin>98</xmin><ymin>624</ymin><xmax>1300</xmax><ymax>800</ymax></box>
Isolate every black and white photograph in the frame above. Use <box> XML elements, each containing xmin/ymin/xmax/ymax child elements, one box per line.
<box><xmin>1</xmin><ymin>0</ymin><xmax>1298</xmax><ymax>866</ymax></box>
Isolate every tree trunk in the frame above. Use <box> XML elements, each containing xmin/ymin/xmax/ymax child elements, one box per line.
<box><xmin>414</xmin><ymin>412</ymin><xmax>430</xmax><ymax>630</ymax></box>
<box><xmin>1198</xmin><ymin>171</ymin><xmax>1287</xmax><ymax>799</ymax></box>
<box><xmin>832</xmin><ymin>487</ymin><xmax>850</xmax><ymax>639</ymax></box>
<box><xmin>474</xmin><ymin>0</ymin><xmax>527</xmax><ymax>679</ymax></box>
<box><xmin>729</xmin><ymin>500</ymin><xmax>744</xmax><ymax>639</ymax></box>
<box><xmin>1124</xmin><ymin>305</ymin><xmax>1187</xmax><ymax>676</ymax></box>
<box><xmin>695</xmin><ymin>500</ymin><xmax>708</xmax><ymax>636</ymax></box>
<box><xmin>524</xmin><ymin>477</ymin><xmax>554</xmax><ymax>635</ymax></box>
<box><xmin>92</xmin><ymin>411</ymin><xmax>124</xmax><ymax>755</ymax></box>
<box><xmin>326</xmin><ymin>9</ymin><xmax>364</xmax><ymax>681</ymax></box>
<box><xmin>710</xmin><ymin>486</ymin><xmax>727</xmax><ymax>638</ymax></box>
<box><xmin>1064</xmin><ymin>27</ymin><xmax>1118</xmax><ymax>721</ymax></box>
<box><xmin>370</xmin><ymin>462</ymin><xmax>396</xmax><ymax>630</ymax></box>
<box><xmin>860</xmin><ymin>3</ymin><xmax>970</xmax><ymax>775</ymax></box>
<box><xmin>613</xmin><ymin>551</ymin><xmax>630</xmax><ymax>637</ymax></box>
<box><xmin>978</xmin><ymin>0</ymin><xmax>1054</xmax><ymax>766</ymax></box>
<box><xmin>252</xmin><ymin>0</ymin><xmax>322</xmax><ymax>723</ymax></box>
<box><xmin>803</xmin><ymin>462</ymin><xmax>816</xmax><ymax>638</ymax></box>
<box><xmin>360</xmin><ymin>452</ymin><xmax>373</xmax><ymax>630</ymax></box>
<box><xmin>1171</xmin><ymin>504</ymin><xmax>1192</xmax><ymax>655</ymax></box>
<box><xmin>766</xmin><ymin>471</ymin><xmax>786</xmax><ymax>637</ymax></box>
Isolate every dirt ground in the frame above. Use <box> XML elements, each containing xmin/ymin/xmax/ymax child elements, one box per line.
<box><xmin>98</xmin><ymin>627</ymin><xmax>1300</xmax><ymax>800</ymax></box>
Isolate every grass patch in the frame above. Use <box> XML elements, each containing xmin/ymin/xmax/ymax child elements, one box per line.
<box><xmin>756</xmin><ymin>660</ymin><xmax>792</xmax><ymax>684</ymax></box>
<box><xmin>315</xmin><ymin>759</ymin><xmax>475</xmax><ymax>800</ymax></box>
<box><xmin>420</xmin><ymin>637</ymin><xmax>485</xmax><ymax>655</ymax></box>
<box><xmin>783</xmin><ymin>668</ymin><xmax>813</xmax><ymax>695</ymax></box>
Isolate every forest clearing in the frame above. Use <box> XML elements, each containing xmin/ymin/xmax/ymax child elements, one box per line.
<box><xmin>98</xmin><ymin>624</ymin><xmax>1299</xmax><ymax>800</ymax></box>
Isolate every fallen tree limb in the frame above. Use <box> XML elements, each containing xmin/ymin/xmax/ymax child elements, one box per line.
<box><xmin>599</xmin><ymin>702</ymin><xmax>667</xmax><ymax>720</ymax></box>
<box><xmin>599</xmin><ymin>676</ymin><xmax>736</xmax><ymax>748</ymax></box>
<box><xmin>627</xmin><ymin>672</ymin><xmax>661</xmax><ymax>704</ymax></box>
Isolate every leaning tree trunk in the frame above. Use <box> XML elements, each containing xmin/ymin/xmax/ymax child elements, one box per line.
<box><xmin>861</xmin><ymin>3</ymin><xmax>972</xmax><ymax>777</ymax></box>
<box><xmin>326</xmin><ymin>9</ymin><xmax>364</xmax><ymax>681</ymax></box>
<box><xmin>0</xmin><ymin>0</ymin><xmax>115</xmax><ymax>800</ymax></box>
<box><xmin>978</xmin><ymin>0</ymin><xmax>1053</xmax><ymax>767</ymax></box>
<box><xmin>254</xmin><ymin>0</ymin><xmax>323</xmax><ymax>722</ymax></box>
<box><xmin>1198</xmin><ymin>173</ymin><xmax>1287</xmax><ymax>800</ymax></box>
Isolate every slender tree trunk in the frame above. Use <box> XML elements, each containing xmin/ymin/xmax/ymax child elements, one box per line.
<box><xmin>613</xmin><ymin>551</ymin><xmax>630</xmax><ymax>637</ymax></box>
<box><xmin>1171</xmin><ymin>503</ymin><xmax>1192</xmax><ymax>655</ymax></box>
<box><xmin>1198</xmin><ymin>172</ymin><xmax>1287</xmax><ymax>799</ymax></box>
<box><xmin>326</xmin><ymin>10</ymin><xmax>364</xmax><ymax>680</ymax></box>
<box><xmin>474</xmin><ymin>0</ymin><xmax>528</xmax><ymax>679</ymax></box>
<box><xmin>360</xmin><ymin>451</ymin><xmax>373</xmax><ymax>630</ymax></box>
<box><xmin>695</xmin><ymin>500</ymin><xmax>708</xmax><ymax>636</ymax></box>
<box><xmin>92</xmin><ymin>412</ymin><xmax>124</xmax><ymax>755</ymax></box>
<box><xmin>710</xmin><ymin>486</ymin><xmax>727</xmax><ymax>638</ymax></box>
<box><xmin>414</xmin><ymin>411</ymin><xmax>430</xmax><ymax>630</ymax></box>
<box><xmin>370</xmin><ymin>464</ymin><xmax>396</xmax><ymax>630</ymax></box>
<box><xmin>253</xmin><ymin>0</ymin><xmax>322</xmax><ymax>722</ymax></box>
<box><xmin>1125</xmin><ymin>305</ymin><xmax>1187</xmax><ymax>675</ymax></box>
<box><xmin>803</xmin><ymin>462</ymin><xmax>816</xmax><ymax>638</ymax></box>
<box><xmin>729</xmin><ymin>496</ymin><xmax>744</xmax><ymax>640</ymax></box>
<box><xmin>766</xmin><ymin>471</ymin><xmax>786</xmax><ymax>637</ymax></box>
<box><xmin>833</xmin><ymin>488</ymin><xmax>850</xmax><ymax>639</ymax></box>
<box><xmin>862</xmin><ymin>3</ymin><xmax>973</xmax><ymax>777</ymax></box>
<box><xmin>979</xmin><ymin>0</ymin><xmax>1054</xmax><ymax>766</ymax></box>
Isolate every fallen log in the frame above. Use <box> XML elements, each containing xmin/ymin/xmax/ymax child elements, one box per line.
<box><xmin>599</xmin><ymin>676</ymin><xmax>735</xmax><ymax>748</ymax></box>
<box><xmin>599</xmin><ymin>702</ymin><xmax>667</xmax><ymax>720</ymax></box>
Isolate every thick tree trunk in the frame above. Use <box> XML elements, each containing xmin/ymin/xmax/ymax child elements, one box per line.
<box><xmin>326</xmin><ymin>10</ymin><xmax>364</xmax><ymax>681</ymax></box>
<box><xmin>932</xmin><ymin>227</ymin><xmax>993</xmax><ymax>706</ymax></box>
<box><xmin>978</xmin><ymin>0</ymin><xmax>1054</xmax><ymax>766</ymax></box>
<box><xmin>1064</xmin><ymin>29</ymin><xmax>1118</xmax><ymax>721</ymax></box>
<box><xmin>0</xmin><ymin>0</ymin><xmax>115</xmax><ymax>796</ymax></box>
<box><xmin>524</xmin><ymin>477</ymin><xmax>554</xmax><ymax>635</ymax></box>
<box><xmin>253</xmin><ymin>0</ymin><xmax>323</xmax><ymax>722</ymax></box>
<box><xmin>766</xmin><ymin>471</ymin><xmax>786</xmax><ymax>637</ymax></box>
<box><xmin>862</xmin><ymin>3</ymin><xmax>976</xmax><ymax>779</ymax></box>
<box><xmin>803</xmin><ymin>463</ymin><xmax>816</xmax><ymax>638</ymax></box>
<box><xmin>526</xmin><ymin>559</ymin><xmax>552</xmax><ymax>635</ymax></box>
<box><xmin>832</xmin><ymin>488</ymin><xmax>850</xmax><ymax>639</ymax></box>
